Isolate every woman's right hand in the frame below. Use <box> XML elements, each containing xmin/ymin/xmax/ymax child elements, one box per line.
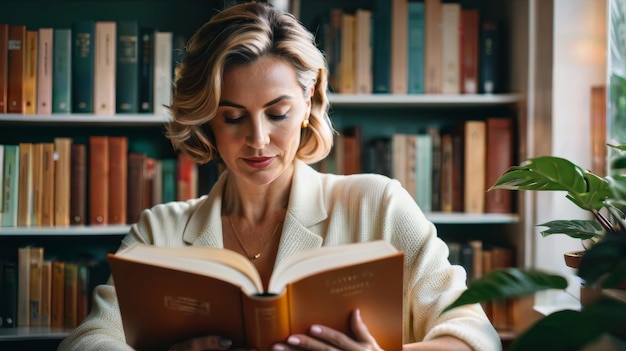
<box><xmin>168</xmin><ymin>335</ymin><xmax>250</xmax><ymax>351</ymax></box>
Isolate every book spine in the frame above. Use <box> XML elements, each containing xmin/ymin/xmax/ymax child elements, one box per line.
<box><xmin>37</xmin><ymin>28</ymin><xmax>54</xmax><ymax>114</ymax></box>
<box><xmin>153</xmin><ymin>31</ymin><xmax>173</xmax><ymax>116</ymax></box>
<box><xmin>94</xmin><ymin>21</ymin><xmax>117</xmax><ymax>115</ymax></box>
<box><xmin>0</xmin><ymin>24</ymin><xmax>8</xmax><ymax>113</ymax></box>
<box><xmin>463</xmin><ymin>121</ymin><xmax>487</xmax><ymax>213</ymax></box>
<box><xmin>7</xmin><ymin>25</ymin><xmax>26</xmax><ymax>113</ymax></box>
<box><xmin>127</xmin><ymin>152</ymin><xmax>146</xmax><ymax>224</ymax></box>
<box><xmin>28</xmin><ymin>247</ymin><xmax>43</xmax><ymax>326</ymax></box>
<box><xmin>63</xmin><ymin>262</ymin><xmax>78</xmax><ymax>328</ymax></box>
<box><xmin>54</xmin><ymin>138</ymin><xmax>72</xmax><ymax>226</ymax></box>
<box><xmin>479</xmin><ymin>21</ymin><xmax>501</xmax><ymax>94</ymax></box>
<box><xmin>50</xmin><ymin>261</ymin><xmax>65</xmax><ymax>328</ymax></box>
<box><xmin>1</xmin><ymin>262</ymin><xmax>18</xmax><ymax>327</ymax></box>
<box><xmin>108</xmin><ymin>136</ymin><xmax>128</xmax><ymax>224</ymax></box>
<box><xmin>116</xmin><ymin>20</ymin><xmax>139</xmax><ymax>113</ymax></box>
<box><xmin>460</xmin><ymin>9</ymin><xmax>479</xmax><ymax>94</ymax></box>
<box><xmin>40</xmin><ymin>143</ymin><xmax>55</xmax><ymax>226</ymax></box>
<box><xmin>17</xmin><ymin>247</ymin><xmax>30</xmax><ymax>327</ymax></box>
<box><xmin>242</xmin><ymin>294</ymin><xmax>290</xmax><ymax>351</ymax></box>
<box><xmin>390</xmin><ymin>0</ymin><xmax>408</xmax><ymax>94</ymax></box>
<box><xmin>485</xmin><ymin>117</ymin><xmax>513</xmax><ymax>213</ymax></box>
<box><xmin>72</xmin><ymin>19</ymin><xmax>95</xmax><ymax>113</ymax></box>
<box><xmin>2</xmin><ymin>145</ymin><xmax>20</xmax><ymax>227</ymax></box>
<box><xmin>30</xmin><ymin>143</ymin><xmax>43</xmax><ymax>226</ymax></box>
<box><xmin>161</xmin><ymin>158</ymin><xmax>177</xmax><ymax>203</ymax></box>
<box><xmin>407</xmin><ymin>2</ymin><xmax>425</xmax><ymax>94</ymax></box>
<box><xmin>424</xmin><ymin>0</ymin><xmax>442</xmax><ymax>94</ymax></box>
<box><xmin>17</xmin><ymin>143</ymin><xmax>33</xmax><ymax>227</ymax></box>
<box><xmin>52</xmin><ymin>28</ymin><xmax>72</xmax><ymax>113</ymax></box>
<box><xmin>70</xmin><ymin>143</ymin><xmax>86</xmax><ymax>225</ymax></box>
<box><xmin>441</xmin><ymin>3</ymin><xmax>461</xmax><ymax>94</ymax></box>
<box><xmin>89</xmin><ymin>136</ymin><xmax>110</xmax><ymax>225</ymax></box>
<box><xmin>23</xmin><ymin>30</ymin><xmax>38</xmax><ymax>115</ymax></box>
<box><xmin>372</xmin><ymin>0</ymin><xmax>391</xmax><ymax>93</ymax></box>
<box><xmin>40</xmin><ymin>260</ymin><xmax>52</xmax><ymax>327</ymax></box>
<box><xmin>138</xmin><ymin>27</ymin><xmax>155</xmax><ymax>113</ymax></box>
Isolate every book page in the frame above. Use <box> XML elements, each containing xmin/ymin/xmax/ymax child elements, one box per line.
<box><xmin>267</xmin><ymin>240</ymin><xmax>399</xmax><ymax>294</ymax></box>
<box><xmin>115</xmin><ymin>244</ymin><xmax>263</xmax><ymax>294</ymax></box>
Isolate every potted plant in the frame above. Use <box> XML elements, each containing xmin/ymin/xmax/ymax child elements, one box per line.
<box><xmin>443</xmin><ymin>144</ymin><xmax>626</xmax><ymax>351</ymax></box>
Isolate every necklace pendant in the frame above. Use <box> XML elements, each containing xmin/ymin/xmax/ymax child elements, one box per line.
<box><xmin>254</xmin><ymin>253</ymin><xmax>261</xmax><ymax>259</ymax></box>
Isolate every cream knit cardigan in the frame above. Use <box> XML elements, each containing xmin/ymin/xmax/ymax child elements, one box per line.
<box><xmin>58</xmin><ymin>160</ymin><xmax>501</xmax><ymax>351</ymax></box>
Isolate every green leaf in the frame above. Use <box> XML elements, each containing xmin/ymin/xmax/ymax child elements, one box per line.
<box><xmin>607</xmin><ymin>174</ymin><xmax>626</xmax><ymax>206</ymax></box>
<box><xmin>578</xmin><ymin>234</ymin><xmax>626</xmax><ymax>288</ymax></box>
<box><xmin>508</xmin><ymin>297</ymin><xmax>626</xmax><ymax>351</ymax></box>
<box><xmin>538</xmin><ymin>220</ymin><xmax>604</xmax><ymax>240</ymax></box>
<box><xmin>441</xmin><ymin>268</ymin><xmax>567</xmax><ymax>314</ymax></box>
<box><xmin>608</xmin><ymin>143</ymin><xmax>626</xmax><ymax>152</ymax></box>
<box><xmin>489</xmin><ymin>156</ymin><xmax>610</xmax><ymax>211</ymax></box>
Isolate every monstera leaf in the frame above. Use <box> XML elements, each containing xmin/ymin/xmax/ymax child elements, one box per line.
<box><xmin>442</xmin><ymin>268</ymin><xmax>568</xmax><ymax>314</ymax></box>
<box><xmin>490</xmin><ymin>156</ymin><xmax>611</xmax><ymax>212</ymax></box>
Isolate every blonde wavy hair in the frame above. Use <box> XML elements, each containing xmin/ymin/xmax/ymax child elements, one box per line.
<box><xmin>166</xmin><ymin>2</ymin><xmax>335</xmax><ymax>165</ymax></box>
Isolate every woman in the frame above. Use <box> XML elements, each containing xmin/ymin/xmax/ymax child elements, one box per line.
<box><xmin>59</xmin><ymin>2</ymin><xmax>501</xmax><ymax>351</ymax></box>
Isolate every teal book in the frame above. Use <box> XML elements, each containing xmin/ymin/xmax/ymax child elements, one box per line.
<box><xmin>1</xmin><ymin>145</ymin><xmax>19</xmax><ymax>227</ymax></box>
<box><xmin>161</xmin><ymin>158</ymin><xmax>176</xmax><ymax>203</ymax></box>
<box><xmin>407</xmin><ymin>1</ymin><xmax>425</xmax><ymax>94</ymax></box>
<box><xmin>52</xmin><ymin>28</ymin><xmax>72</xmax><ymax>113</ymax></box>
<box><xmin>373</xmin><ymin>0</ymin><xmax>391</xmax><ymax>93</ymax></box>
<box><xmin>71</xmin><ymin>19</ymin><xmax>95</xmax><ymax>113</ymax></box>
<box><xmin>138</xmin><ymin>27</ymin><xmax>155</xmax><ymax>113</ymax></box>
<box><xmin>415</xmin><ymin>133</ymin><xmax>432</xmax><ymax>212</ymax></box>
<box><xmin>116</xmin><ymin>20</ymin><xmax>139</xmax><ymax>113</ymax></box>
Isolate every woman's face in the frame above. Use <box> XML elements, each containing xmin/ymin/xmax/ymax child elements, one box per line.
<box><xmin>209</xmin><ymin>56</ymin><xmax>310</xmax><ymax>187</ymax></box>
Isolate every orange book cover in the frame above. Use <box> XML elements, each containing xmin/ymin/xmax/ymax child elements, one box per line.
<box><xmin>459</xmin><ymin>120</ymin><xmax>486</xmax><ymax>213</ymax></box>
<box><xmin>390</xmin><ymin>0</ymin><xmax>408</xmax><ymax>94</ymax></box>
<box><xmin>89</xmin><ymin>136</ymin><xmax>110</xmax><ymax>225</ymax></box>
<box><xmin>28</xmin><ymin>246</ymin><xmax>44</xmax><ymax>326</ymax></box>
<box><xmin>40</xmin><ymin>143</ymin><xmax>56</xmax><ymax>226</ymax></box>
<box><xmin>54</xmin><ymin>137</ymin><xmax>72</xmax><ymax>226</ymax></box>
<box><xmin>485</xmin><ymin>117</ymin><xmax>514</xmax><ymax>213</ymax></box>
<box><xmin>108</xmin><ymin>241</ymin><xmax>404</xmax><ymax>351</ymax></box>
<box><xmin>0</xmin><ymin>24</ymin><xmax>8</xmax><ymax>113</ymax></box>
<box><xmin>108</xmin><ymin>136</ymin><xmax>128</xmax><ymax>224</ymax></box>
<box><xmin>40</xmin><ymin>260</ymin><xmax>52</xmax><ymax>326</ymax></box>
<box><xmin>7</xmin><ymin>24</ymin><xmax>26</xmax><ymax>113</ymax></box>
<box><xmin>424</xmin><ymin>0</ymin><xmax>442</xmax><ymax>94</ymax></box>
<box><xmin>70</xmin><ymin>143</ymin><xmax>87</xmax><ymax>225</ymax></box>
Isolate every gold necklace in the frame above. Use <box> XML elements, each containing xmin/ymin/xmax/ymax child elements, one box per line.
<box><xmin>228</xmin><ymin>215</ymin><xmax>281</xmax><ymax>260</ymax></box>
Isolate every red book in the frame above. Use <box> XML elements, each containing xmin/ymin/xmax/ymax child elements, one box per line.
<box><xmin>460</xmin><ymin>9</ymin><xmax>479</xmax><ymax>94</ymax></box>
<box><xmin>177</xmin><ymin>153</ymin><xmax>197</xmax><ymax>201</ymax></box>
<box><xmin>0</xmin><ymin>24</ymin><xmax>8</xmax><ymax>113</ymax></box>
<box><xmin>108</xmin><ymin>137</ymin><xmax>128</xmax><ymax>224</ymax></box>
<box><xmin>89</xmin><ymin>136</ymin><xmax>110</xmax><ymax>225</ymax></box>
<box><xmin>485</xmin><ymin>117</ymin><xmax>513</xmax><ymax>213</ymax></box>
<box><xmin>7</xmin><ymin>25</ymin><xmax>26</xmax><ymax>113</ymax></box>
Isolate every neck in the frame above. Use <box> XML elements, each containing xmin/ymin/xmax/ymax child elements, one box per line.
<box><xmin>222</xmin><ymin>172</ymin><xmax>291</xmax><ymax>224</ymax></box>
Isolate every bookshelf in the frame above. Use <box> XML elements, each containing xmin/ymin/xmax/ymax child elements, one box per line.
<box><xmin>0</xmin><ymin>0</ymin><xmax>549</xmax><ymax>349</ymax></box>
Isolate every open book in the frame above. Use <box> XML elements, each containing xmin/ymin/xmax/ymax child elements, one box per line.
<box><xmin>107</xmin><ymin>240</ymin><xmax>404</xmax><ymax>351</ymax></box>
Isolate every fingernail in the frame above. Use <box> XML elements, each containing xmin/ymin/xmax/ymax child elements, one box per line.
<box><xmin>287</xmin><ymin>336</ymin><xmax>301</xmax><ymax>345</ymax></box>
<box><xmin>310</xmin><ymin>325</ymin><xmax>323</xmax><ymax>335</ymax></box>
<box><xmin>218</xmin><ymin>337</ymin><xmax>232</xmax><ymax>347</ymax></box>
<box><xmin>273</xmin><ymin>345</ymin><xmax>286</xmax><ymax>351</ymax></box>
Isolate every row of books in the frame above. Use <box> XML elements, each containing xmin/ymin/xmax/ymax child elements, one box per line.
<box><xmin>0</xmin><ymin>246</ymin><xmax>109</xmax><ymax>328</ymax></box>
<box><xmin>445</xmin><ymin>239</ymin><xmax>516</xmax><ymax>331</ymax></box>
<box><xmin>0</xmin><ymin>137</ymin><xmax>222</xmax><ymax>228</ymax></box>
<box><xmin>319</xmin><ymin>117</ymin><xmax>515</xmax><ymax>214</ymax></box>
<box><xmin>0</xmin><ymin>20</ymin><xmax>174</xmax><ymax>115</ymax></box>
<box><xmin>316</xmin><ymin>0</ymin><xmax>502</xmax><ymax>95</ymax></box>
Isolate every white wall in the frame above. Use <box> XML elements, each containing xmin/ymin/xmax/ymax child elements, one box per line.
<box><xmin>532</xmin><ymin>0</ymin><xmax>607</xmax><ymax>300</ymax></box>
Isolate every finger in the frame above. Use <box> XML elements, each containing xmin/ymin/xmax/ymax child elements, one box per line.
<box><xmin>308</xmin><ymin>325</ymin><xmax>359</xmax><ymax>350</ymax></box>
<box><xmin>350</xmin><ymin>308</ymin><xmax>380</xmax><ymax>347</ymax></box>
<box><xmin>168</xmin><ymin>335</ymin><xmax>233</xmax><ymax>351</ymax></box>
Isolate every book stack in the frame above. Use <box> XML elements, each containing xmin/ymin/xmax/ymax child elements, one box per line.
<box><xmin>0</xmin><ymin>20</ymin><xmax>174</xmax><ymax>115</ymax></box>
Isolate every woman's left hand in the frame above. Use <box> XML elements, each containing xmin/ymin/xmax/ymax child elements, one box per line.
<box><xmin>271</xmin><ymin>309</ymin><xmax>384</xmax><ymax>351</ymax></box>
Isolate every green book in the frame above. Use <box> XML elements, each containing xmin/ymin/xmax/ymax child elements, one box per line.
<box><xmin>116</xmin><ymin>20</ymin><xmax>139</xmax><ymax>113</ymax></box>
<box><xmin>373</xmin><ymin>0</ymin><xmax>391</xmax><ymax>93</ymax></box>
<box><xmin>71</xmin><ymin>19</ymin><xmax>95</xmax><ymax>113</ymax></box>
<box><xmin>407</xmin><ymin>1</ymin><xmax>425</xmax><ymax>94</ymax></box>
<box><xmin>161</xmin><ymin>158</ymin><xmax>177</xmax><ymax>203</ymax></box>
<box><xmin>52</xmin><ymin>28</ymin><xmax>72</xmax><ymax>113</ymax></box>
<box><xmin>1</xmin><ymin>145</ymin><xmax>19</xmax><ymax>227</ymax></box>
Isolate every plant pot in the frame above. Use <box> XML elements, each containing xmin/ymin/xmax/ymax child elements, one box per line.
<box><xmin>564</xmin><ymin>250</ymin><xmax>586</xmax><ymax>269</ymax></box>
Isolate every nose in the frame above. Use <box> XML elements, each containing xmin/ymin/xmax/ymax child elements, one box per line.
<box><xmin>246</xmin><ymin>117</ymin><xmax>270</xmax><ymax>149</ymax></box>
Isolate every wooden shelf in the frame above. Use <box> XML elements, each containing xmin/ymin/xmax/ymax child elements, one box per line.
<box><xmin>0</xmin><ymin>114</ymin><xmax>170</xmax><ymax>126</ymax></box>
<box><xmin>0</xmin><ymin>225</ymin><xmax>130</xmax><ymax>236</ymax></box>
<box><xmin>0</xmin><ymin>327</ymin><xmax>70</xmax><ymax>341</ymax></box>
<box><xmin>328</xmin><ymin>93</ymin><xmax>523</xmax><ymax>107</ymax></box>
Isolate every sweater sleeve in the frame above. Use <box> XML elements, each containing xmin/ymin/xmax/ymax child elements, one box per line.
<box><xmin>378</xmin><ymin>178</ymin><xmax>502</xmax><ymax>351</ymax></box>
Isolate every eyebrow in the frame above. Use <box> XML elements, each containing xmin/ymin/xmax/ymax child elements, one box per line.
<box><xmin>218</xmin><ymin>95</ymin><xmax>293</xmax><ymax>109</ymax></box>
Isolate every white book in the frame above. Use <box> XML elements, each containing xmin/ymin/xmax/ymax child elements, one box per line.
<box><xmin>441</xmin><ymin>3</ymin><xmax>461</xmax><ymax>94</ymax></box>
<box><xmin>36</xmin><ymin>28</ymin><xmax>53</xmax><ymax>115</ymax></box>
<box><xmin>153</xmin><ymin>31</ymin><xmax>173</xmax><ymax>117</ymax></box>
<box><xmin>94</xmin><ymin>21</ymin><xmax>117</xmax><ymax>115</ymax></box>
<box><xmin>415</xmin><ymin>133</ymin><xmax>433</xmax><ymax>212</ymax></box>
